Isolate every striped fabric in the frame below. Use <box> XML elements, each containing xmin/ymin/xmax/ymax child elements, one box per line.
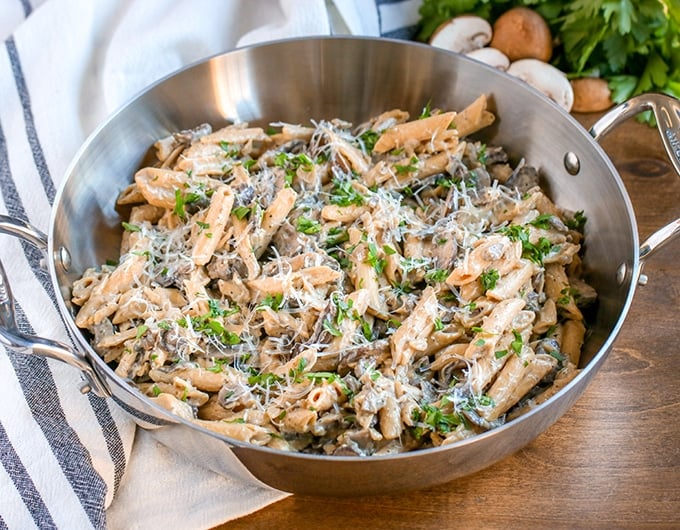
<box><xmin>0</xmin><ymin>0</ymin><xmax>420</xmax><ymax>528</ymax></box>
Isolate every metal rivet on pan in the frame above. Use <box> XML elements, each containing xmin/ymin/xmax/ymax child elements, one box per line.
<box><xmin>564</xmin><ymin>152</ymin><xmax>580</xmax><ymax>175</ymax></box>
<box><xmin>616</xmin><ymin>263</ymin><xmax>627</xmax><ymax>285</ymax></box>
<box><xmin>57</xmin><ymin>247</ymin><xmax>71</xmax><ymax>272</ymax></box>
<box><xmin>638</xmin><ymin>273</ymin><xmax>648</xmax><ymax>286</ymax></box>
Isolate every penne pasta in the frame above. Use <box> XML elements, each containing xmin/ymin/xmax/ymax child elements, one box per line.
<box><xmin>72</xmin><ymin>101</ymin><xmax>595</xmax><ymax>456</ymax></box>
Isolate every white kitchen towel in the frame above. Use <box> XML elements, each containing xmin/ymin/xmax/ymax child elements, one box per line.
<box><xmin>0</xmin><ymin>0</ymin><xmax>420</xmax><ymax>528</ymax></box>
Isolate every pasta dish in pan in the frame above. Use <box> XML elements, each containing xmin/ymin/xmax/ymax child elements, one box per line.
<box><xmin>71</xmin><ymin>95</ymin><xmax>595</xmax><ymax>455</ymax></box>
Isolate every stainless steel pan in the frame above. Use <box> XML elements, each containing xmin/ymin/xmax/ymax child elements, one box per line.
<box><xmin>1</xmin><ymin>37</ymin><xmax>679</xmax><ymax>496</ymax></box>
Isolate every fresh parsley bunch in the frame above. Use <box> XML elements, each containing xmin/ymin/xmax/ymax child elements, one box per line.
<box><xmin>417</xmin><ymin>0</ymin><xmax>680</xmax><ymax>119</ymax></box>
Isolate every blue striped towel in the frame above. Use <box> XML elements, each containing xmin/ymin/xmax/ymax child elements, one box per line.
<box><xmin>0</xmin><ymin>0</ymin><xmax>420</xmax><ymax>528</ymax></box>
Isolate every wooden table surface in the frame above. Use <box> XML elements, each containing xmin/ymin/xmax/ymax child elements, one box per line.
<box><xmin>217</xmin><ymin>112</ymin><xmax>680</xmax><ymax>530</ymax></box>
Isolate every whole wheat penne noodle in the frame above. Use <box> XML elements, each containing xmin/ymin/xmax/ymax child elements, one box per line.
<box><xmin>192</xmin><ymin>185</ymin><xmax>235</xmax><ymax>266</ymax></box>
<box><xmin>197</xmin><ymin>418</ymin><xmax>272</xmax><ymax>445</ymax></box>
<box><xmin>305</xmin><ymin>384</ymin><xmax>339</xmax><ymax>413</ymax></box>
<box><xmin>422</xmin><ymin>129</ymin><xmax>459</xmax><ymax>153</ymax></box>
<box><xmin>534</xmin><ymin>298</ymin><xmax>557</xmax><ymax>335</ymax></box>
<box><xmin>321</xmin><ymin>204</ymin><xmax>367</xmax><ymax>222</ymax></box>
<box><xmin>198</xmin><ymin>396</ymin><xmax>238</xmax><ymax>421</ymax></box>
<box><xmin>282</xmin><ymin>407</ymin><xmax>317</xmax><ymax>434</ymax></box>
<box><xmin>101</xmin><ymin>252</ymin><xmax>147</xmax><ymax>295</ymax></box>
<box><xmin>543</xmin><ymin>242</ymin><xmax>581</xmax><ymax>265</ymax></box>
<box><xmin>183</xmin><ymin>267</ymin><xmax>211</xmax><ymax>316</ymax></box>
<box><xmin>326</xmin><ymin>129</ymin><xmax>370</xmax><ymax>173</ymax></box>
<box><xmin>379</xmin><ymin>393</ymin><xmax>403</xmax><ymax>440</ymax></box>
<box><xmin>453</xmin><ymin>94</ymin><xmax>495</xmax><ymax>137</ymax></box>
<box><xmin>455</xmin><ymin>297</ymin><xmax>496</xmax><ymax>329</ymax></box>
<box><xmin>349</xmin><ymin>243</ymin><xmax>386</xmax><ymax>315</ymax></box>
<box><xmin>71</xmin><ymin>268</ymin><xmax>108</xmax><ymax>306</ymax></box>
<box><xmin>273</xmin><ymin>348</ymin><xmax>318</xmax><ymax>378</ymax></box>
<box><xmin>464</xmin><ymin>298</ymin><xmax>525</xmax><ymax>360</ymax></box>
<box><xmin>111</xmin><ymin>288</ymin><xmax>149</xmax><ymax>324</ymax></box>
<box><xmin>482</xmin><ymin>350</ymin><xmax>557</xmax><ymax>421</ymax></box>
<box><xmin>261</xmin><ymin>309</ymin><xmax>308</xmax><ymax>338</ymax></box>
<box><xmin>176</xmin><ymin>142</ymin><xmax>228</xmax><ymax>175</ymax></box>
<box><xmin>253</xmin><ymin>186</ymin><xmax>298</xmax><ymax>257</ymax></box>
<box><xmin>134</xmin><ymin>167</ymin><xmax>213</xmax><ymax>209</ymax></box>
<box><xmin>150</xmin><ymin>392</ymin><xmax>196</xmax><ymax>420</ymax></box>
<box><xmin>428</xmin><ymin>342</ymin><xmax>468</xmax><ymax>372</ymax></box>
<box><xmin>247</xmin><ymin>276</ymin><xmax>289</xmax><ymax>296</ymax></box>
<box><xmin>373</xmin><ymin>112</ymin><xmax>456</xmax><ymax>153</ymax></box>
<box><xmin>506</xmin><ymin>364</ymin><xmax>580</xmax><ymax>420</ymax></box>
<box><xmin>459</xmin><ymin>280</ymin><xmax>484</xmax><ymax>303</ymax></box>
<box><xmin>270</xmin><ymin>123</ymin><xmax>315</xmax><ymax>144</ymax></box>
<box><xmin>96</xmin><ymin>327</ymin><xmax>139</xmax><ymax>349</ymax></box>
<box><xmin>544</xmin><ymin>263</ymin><xmax>583</xmax><ymax>320</ymax></box>
<box><xmin>422</xmin><ymin>325</ymin><xmax>465</xmax><ymax>355</ymax></box>
<box><xmin>293</xmin><ymin>266</ymin><xmax>342</xmax><ymax>287</ymax></box>
<box><xmin>199</xmin><ymin>124</ymin><xmax>270</xmax><ymax>145</ymax></box>
<box><xmin>391</xmin><ymin>286</ymin><xmax>439</xmax><ymax>367</ymax></box>
<box><xmin>371</xmin><ymin>108</ymin><xmax>410</xmax><ymax>131</ymax></box>
<box><xmin>231</xmin><ymin>216</ymin><xmax>261</xmax><ymax>280</ymax></box>
<box><xmin>149</xmin><ymin>366</ymin><xmax>227</xmax><ymax>393</ymax></box>
<box><xmin>468</xmin><ymin>338</ymin><xmax>511</xmax><ymax>394</ymax></box>
<box><xmin>217</xmin><ymin>276</ymin><xmax>251</xmax><ymax>305</ymax></box>
<box><xmin>385</xmin><ymin>152</ymin><xmax>450</xmax><ymax>189</ymax></box>
<box><xmin>446</xmin><ymin>235</ymin><xmax>520</xmax><ymax>286</ymax></box>
<box><xmin>560</xmin><ymin>319</ymin><xmax>586</xmax><ymax>366</ymax></box>
<box><xmin>363</xmin><ymin>160</ymin><xmax>393</xmax><ymax>187</ymax></box>
<box><xmin>324</xmin><ymin>289</ymin><xmax>372</xmax><ymax>354</ymax></box>
<box><xmin>116</xmin><ymin>183</ymin><xmax>146</xmax><ymax>205</ymax></box>
<box><xmin>486</xmin><ymin>259</ymin><xmax>535</xmax><ymax>301</ymax></box>
<box><xmin>143</xmin><ymin>286</ymin><xmax>186</xmax><ymax>309</ymax></box>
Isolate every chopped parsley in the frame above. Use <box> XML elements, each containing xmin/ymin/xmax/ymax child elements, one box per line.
<box><xmin>358</xmin><ymin>129</ymin><xmax>379</xmax><ymax>153</ymax></box>
<box><xmin>365</xmin><ymin>242</ymin><xmax>387</xmax><ymax>275</ymax></box>
<box><xmin>480</xmin><ymin>268</ymin><xmax>500</xmax><ymax>292</ymax></box>
<box><xmin>122</xmin><ymin>222</ymin><xmax>141</xmax><ymax>232</ymax></box>
<box><xmin>219</xmin><ymin>140</ymin><xmax>240</xmax><ymax>158</ymax></box>
<box><xmin>499</xmin><ymin>224</ymin><xmax>554</xmax><ymax>264</ymax></box>
<box><xmin>232</xmin><ymin>205</ymin><xmax>252</xmax><ymax>220</ymax></box>
<box><xmin>425</xmin><ymin>268</ymin><xmax>448</xmax><ymax>284</ymax></box>
<box><xmin>529</xmin><ymin>214</ymin><xmax>555</xmax><ymax>230</ymax></box>
<box><xmin>511</xmin><ymin>330</ymin><xmax>524</xmax><ymax>355</ymax></box>
<box><xmin>394</xmin><ymin>156</ymin><xmax>419</xmax><ymax>175</ymax></box>
<box><xmin>565</xmin><ymin>210</ymin><xmax>587</xmax><ymax>232</ymax></box>
<box><xmin>325</xmin><ymin>227</ymin><xmax>349</xmax><ymax>247</ymax></box>
<box><xmin>296</xmin><ymin>216</ymin><xmax>322</xmax><ymax>235</ymax></box>
<box><xmin>329</xmin><ymin>178</ymin><xmax>365</xmax><ymax>207</ymax></box>
<box><xmin>177</xmin><ymin>311</ymin><xmax>241</xmax><ymax>345</ymax></box>
<box><xmin>173</xmin><ymin>188</ymin><xmax>202</xmax><ymax>220</ymax></box>
<box><xmin>256</xmin><ymin>293</ymin><xmax>284</xmax><ymax>312</ymax></box>
<box><xmin>419</xmin><ymin>99</ymin><xmax>433</xmax><ymax>119</ymax></box>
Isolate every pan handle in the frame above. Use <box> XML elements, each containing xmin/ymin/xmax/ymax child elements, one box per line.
<box><xmin>0</xmin><ymin>215</ymin><xmax>111</xmax><ymax>397</ymax></box>
<box><xmin>589</xmin><ymin>92</ymin><xmax>680</xmax><ymax>177</ymax></box>
<box><xmin>590</xmin><ymin>93</ymin><xmax>680</xmax><ymax>272</ymax></box>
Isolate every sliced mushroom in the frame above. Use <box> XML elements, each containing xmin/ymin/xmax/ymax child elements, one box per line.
<box><xmin>507</xmin><ymin>59</ymin><xmax>574</xmax><ymax>112</ymax></box>
<box><xmin>429</xmin><ymin>15</ymin><xmax>493</xmax><ymax>54</ymax></box>
<box><xmin>465</xmin><ymin>47</ymin><xmax>510</xmax><ymax>71</ymax></box>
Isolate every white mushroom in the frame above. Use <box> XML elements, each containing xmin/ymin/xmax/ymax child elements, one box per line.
<box><xmin>429</xmin><ymin>15</ymin><xmax>493</xmax><ymax>54</ymax></box>
<box><xmin>465</xmin><ymin>47</ymin><xmax>510</xmax><ymax>71</ymax></box>
<box><xmin>506</xmin><ymin>59</ymin><xmax>574</xmax><ymax>112</ymax></box>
